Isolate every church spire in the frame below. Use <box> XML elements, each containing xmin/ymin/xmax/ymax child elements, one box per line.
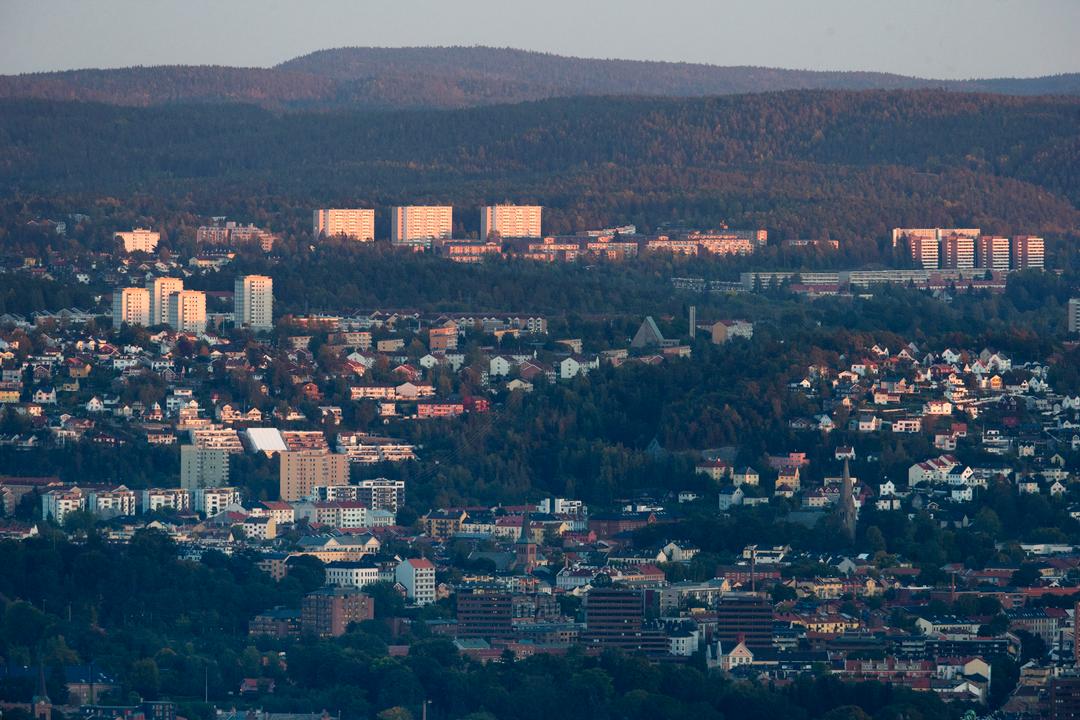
<box><xmin>839</xmin><ymin>458</ymin><xmax>857</xmax><ymax>543</ymax></box>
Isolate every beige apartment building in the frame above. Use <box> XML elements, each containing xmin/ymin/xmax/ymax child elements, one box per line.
<box><xmin>115</xmin><ymin>228</ymin><xmax>160</xmax><ymax>254</ymax></box>
<box><xmin>112</xmin><ymin>287</ymin><xmax>151</xmax><ymax>326</ymax></box>
<box><xmin>180</xmin><ymin>445</ymin><xmax>230</xmax><ymax>490</ymax></box>
<box><xmin>313</xmin><ymin>208</ymin><xmax>375</xmax><ymax>241</ymax></box>
<box><xmin>480</xmin><ymin>205</ymin><xmax>542</xmax><ymax>240</ymax></box>
<box><xmin>234</xmin><ymin>275</ymin><xmax>274</xmax><ymax>331</ymax></box>
<box><xmin>280</xmin><ymin>449</ymin><xmax>350</xmax><ymax>501</ymax></box>
<box><xmin>391</xmin><ymin>205</ymin><xmax>453</xmax><ymax>246</ymax></box>
<box><xmin>167</xmin><ymin>290</ymin><xmax>207</xmax><ymax>333</ymax></box>
<box><xmin>148</xmin><ymin>277</ymin><xmax>184</xmax><ymax>326</ymax></box>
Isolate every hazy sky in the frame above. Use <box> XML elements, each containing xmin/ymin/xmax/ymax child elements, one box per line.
<box><xmin>1</xmin><ymin>0</ymin><xmax>1078</xmax><ymax>79</ymax></box>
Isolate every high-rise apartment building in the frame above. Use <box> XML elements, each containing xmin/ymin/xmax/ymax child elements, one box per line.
<box><xmin>939</xmin><ymin>235</ymin><xmax>975</xmax><ymax>269</ymax></box>
<box><xmin>391</xmin><ymin>205</ymin><xmax>453</xmax><ymax>247</ymax></box>
<box><xmin>891</xmin><ymin>227</ymin><xmax>979</xmax><ymax>248</ymax></box>
<box><xmin>480</xmin><ymin>205</ymin><xmax>542</xmax><ymax>240</ymax></box>
<box><xmin>301</xmin><ymin>587</ymin><xmax>374</xmax><ymax>637</ymax></box>
<box><xmin>180</xmin><ymin>445</ymin><xmax>230</xmax><ymax>490</ymax></box>
<box><xmin>279</xmin><ymin>449</ymin><xmax>350</xmax><ymax>502</ymax></box>
<box><xmin>909</xmin><ymin>235</ymin><xmax>939</xmax><ymax>269</ymax></box>
<box><xmin>112</xmin><ymin>287</ymin><xmax>151</xmax><ymax>327</ymax></box>
<box><xmin>147</xmin><ymin>277</ymin><xmax>184</xmax><ymax>326</ymax></box>
<box><xmin>234</xmin><ymin>275</ymin><xmax>274</xmax><ymax>331</ymax></box>
<box><xmin>356</xmin><ymin>478</ymin><xmax>406</xmax><ymax>513</ymax></box>
<box><xmin>167</xmin><ymin>290</ymin><xmax>207</xmax><ymax>333</ymax></box>
<box><xmin>395</xmin><ymin>557</ymin><xmax>436</xmax><ymax>606</ymax></box>
<box><xmin>1011</xmin><ymin>235</ymin><xmax>1045</xmax><ymax>270</ymax></box>
<box><xmin>1069</xmin><ymin>299</ymin><xmax>1080</xmax><ymax>335</ymax></box>
<box><xmin>313</xmin><ymin>209</ymin><xmax>375</xmax><ymax>241</ymax></box>
<box><xmin>115</xmin><ymin>228</ymin><xmax>160</xmax><ymax>254</ymax></box>
<box><xmin>977</xmin><ymin>235</ymin><xmax>1011</xmax><ymax>271</ymax></box>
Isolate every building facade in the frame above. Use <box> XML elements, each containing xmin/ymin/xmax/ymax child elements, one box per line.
<box><xmin>391</xmin><ymin>205</ymin><xmax>453</xmax><ymax>247</ymax></box>
<box><xmin>480</xmin><ymin>205</ymin><xmax>542</xmax><ymax>240</ymax></box>
<box><xmin>116</xmin><ymin>229</ymin><xmax>160</xmax><ymax>254</ymax></box>
<box><xmin>301</xmin><ymin>587</ymin><xmax>374</xmax><ymax>637</ymax></box>
<box><xmin>148</xmin><ymin>277</ymin><xmax>184</xmax><ymax>327</ymax></box>
<box><xmin>234</xmin><ymin>275</ymin><xmax>274</xmax><ymax>331</ymax></box>
<box><xmin>112</xmin><ymin>287</ymin><xmax>151</xmax><ymax>327</ymax></box>
<box><xmin>279</xmin><ymin>450</ymin><xmax>350</xmax><ymax>502</ymax></box>
<box><xmin>313</xmin><ymin>209</ymin><xmax>375</xmax><ymax>241</ymax></box>
<box><xmin>166</xmin><ymin>290</ymin><xmax>206</xmax><ymax>333</ymax></box>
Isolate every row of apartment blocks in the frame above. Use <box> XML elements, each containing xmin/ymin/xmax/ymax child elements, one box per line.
<box><xmin>42</xmin><ymin>484</ymin><xmax>241</xmax><ymax>523</ymax></box>
<box><xmin>312</xmin><ymin>205</ymin><xmax>543</xmax><ymax>246</ymax></box>
<box><xmin>439</xmin><ymin>228</ymin><xmax>767</xmax><ymax>264</ymax></box>
<box><xmin>112</xmin><ymin>275</ymin><xmax>273</xmax><ymax>332</ymax></box>
<box><xmin>892</xmin><ymin>228</ymin><xmax>1045</xmax><ymax>270</ymax></box>
<box><xmin>117</xmin><ymin>222</ymin><xmax>276</xmax><ymax>254</ymax></box>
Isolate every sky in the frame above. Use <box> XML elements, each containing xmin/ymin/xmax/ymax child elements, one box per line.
<box><xmin>1</xmin><ymin>0</ymin><xmax>1078</xmax><ymax>79</ymax></box>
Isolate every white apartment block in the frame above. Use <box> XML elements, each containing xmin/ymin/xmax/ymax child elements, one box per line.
<box><xmin>42</xmin><ymin>487</ymin><xmax>87</xmax><ymax>523</ymax></box>
<box><xmin>234</xmin><ymin>275</ymin><xmax>274</xmax><ymax>331</ymax></box>
<box><xmin>325</xmin><ymin>562</ymin><xmax>381</xmax><ymax>589</ymax></box>
<box><xmin>167</xmin><ymin>290</ymin><xmax>207</xmax><ymax>333</ymax></box>
<box><xmin>112</xmin><ymin>287</ymin><xmax>151</xmax><ymax>327</ymax></box>
<box><xmin>314</xmin><ymin>208</ymin><xmax>375</xmax><ymax>241</ymax></box>
<box><xmin>391</xmin><ymin>205</ymin><xmax>453</xmax><ymax>246</ymax></box>
<box><xmin>180</xmin><ymin>445</ymin><xmax>231</xmax><ymax>490</ymax></box>
<box><xmin>192</xmin><ymin>487</ymin><xmax>242</xmax><ymax>516</ymax></box>
<box><xmin>140</xmin><ymin>488</ymin><xmax>191</xmax><ymax>513</ymax></box>
<box><xmin>357</xmin><ymin>478</ymin><xmax>406</xmax><ymax>513</ymax></box>
<box><xmin>87</xmin><ymin>486</ymin><xmax>137</xmax><ymax>518</ymax></box>
<box><xmin>395</xmin><ymin>557</ymin><xmax>436</xmax><ymax>605</ymax></box>
<box><xmin>279</xmin><ymin>449</ymin><xmax>350</xmax><ymax>502</ymax></box>
<box><xmin>116</xmin><ymin>228</ymin><xmax>160</xmax><ymax>254</ymax></box>
<box><xmin>480</xmin><ymin>205</ymin><xmax>542</xmax><ymax>240</ymax></box>
<box><xmin>148</xmin><ymin>277</ymin><xmax>184</xmax><ymax>326</ymax></box>
<box><xmin>1069</xmin><ymin>299</ymin><xmax>1080</xmax><ymax>334</ymax></box>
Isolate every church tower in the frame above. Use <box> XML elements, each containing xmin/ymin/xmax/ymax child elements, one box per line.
<box><xmin>515</xmin><ymin>512</ymin><xmax>538</xmax><ymax>572</ymax></box>
<box><xmin>839</xmin><ymin>459</ymin><xmax>857</xmax><ymax>543</ymax></box>
<box><xmin>32</xmin><ymin>662</ymin><xmax>51</xmax><ymax>720</ymax></box>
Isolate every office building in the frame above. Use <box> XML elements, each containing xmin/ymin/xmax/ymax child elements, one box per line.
<box><xmin>356</xmin><ymin>478</ymin><xmax>406</xmax><ymax>513</ymax></box>
<box><xmin>1050</xmin><ymin>676</ymin><xmax>1080</xmax><ymax>720</ymax></box>
<box><xmin>167</xmin><ymin>290</ymin><xmax>207</xmax><ymax>333</ymax></box>
<box><xmin>939</xmin><ymin>234</ymin><xmax>975</xmax><ymax>269</ymax></box>
<box><xmin>147</xmin><ymin>277</ymin><xmax>184</xmax><ymax>326</ymax></box>
<box><xmin>1069</xmin><ymin>299</ymin><xmax>1080</xmax><ymax>335</ymax></box>
<box><xmin>301</xmin><ymin>587</ymin><xmax>374</xmax><ymax>637</ymax></box>
<box><xmin>977</xmin><ymin>235</ymin><xmax>1011</xmax><ymax>271</ymax></box>
<box><xmin>279</xmin><ymin>449</ymin><xmax>349</xmax><ymax>502</ymax></box>
<box><xmin>115</xmin><ymin>228</ymin><xmax>160</xmax><ymax>254</ymax></box>
<box><xmin>395</xmin><ymin>557</ymin><xmax>436</xmax><ymax>605</ymax></box>
<box><xmin>715</xmin><ymin>593</ymin><xmax>774</xmax><ymax>649</ymax></box>
<box><xmin>112</xmin><ymin>287</ymin><xmax>151</xmax><ymax>327</ymax></box>
<box><xmin>180</xmin><ymin>445</ymin><xmax>230</xmax><ymax>490</ymax></box>
<box><xmin>456</xmin><ymin>587</ymin><xmax>514</xmax><ymax>639</ymax></box>
<box><xmin>480</xmin><ymin>205</ymin><xmax>542</xmax><ymax>240</ymax></box>
<box><xmin>391</xmin><ymin>205</ymin><xmax>453</xmax><ymax>247</ymax></box>
<box><xmin>1011</xmin><ymin>235</ymin><xmax>1045</xmax><ymax>269</ymax></box>
<box><xmin>234</xmin><ymin>275</ymin><xmax>274</xmax><ymax>331</ymax></box>
<box><xmin>313</xmin><ymin>208</ymin><xmax>375</xmax><ymax>241</ymax></box>
<box><xmin>583</xmin><ymin>587</ymin><xmax>667</xmax><ymax>654</ymax></box>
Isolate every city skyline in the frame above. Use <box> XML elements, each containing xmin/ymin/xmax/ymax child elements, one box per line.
<box><xmin>2</xmin><ymin>0</ymin><xmax>1079</xmax><ymax>79</ymax></box>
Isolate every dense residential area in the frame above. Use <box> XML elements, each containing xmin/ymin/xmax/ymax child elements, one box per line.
<box><xmin>0</xmin><ymin>199</ymin><xmax>1078</xmax><ymax>720</ymax></box>
<box><xmin>1</xmin><ymin>14</ymin><xmax>1080</xmax><ymax>719</ymax></box>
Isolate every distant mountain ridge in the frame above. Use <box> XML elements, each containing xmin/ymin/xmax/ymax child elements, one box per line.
<box><xmin>1</xmin><ymin>46</ymin><xmax>1078</xmax><ymax>110</ymax></box>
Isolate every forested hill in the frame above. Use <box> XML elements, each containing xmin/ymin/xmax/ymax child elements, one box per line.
<box><xmin>1</xmin><ymin>46</ymin><xmax>1078</xmax><ymax>110</ymax></box>
<box><xmin>1</xmin><ymin>90</ymin><xmax>1078</xmax><ymax>245</ymax></box>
